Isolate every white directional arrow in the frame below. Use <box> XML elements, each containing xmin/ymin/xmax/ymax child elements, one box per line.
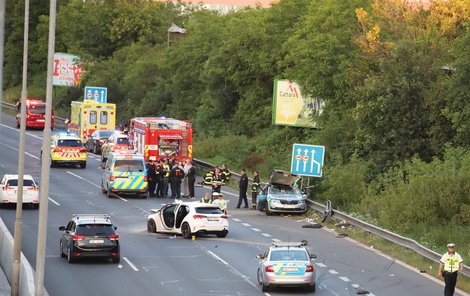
<box><xmin>310</xmin><ymin>149</ymin><xmax>316</xmax><ymax>173</ymax></box>
<box><xmin>303</xmin><ymin>149</ymin><xmax>308</xmax><ymax>172</ymax></box>
<box><xmin>296</xmin><ymin>148</ymin><xmax>302</xmax><ymax>171</ymax></box>
<box><xmin>100</xmin><ymin>90</ymin><xmax>105</xmax><ymax>102</ymax></box>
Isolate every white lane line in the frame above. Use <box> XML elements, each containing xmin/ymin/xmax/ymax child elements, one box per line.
<box><xmin>0</xmin><ymin>123</ymin><xmax>43</xmax><ymax>140</ymax></box>
<box><xmin>351</xmin><ymin>284</ymin><xmax>360</xmax><ymax>288</ymax></box>
<box><xmin>48</xmin><ymin>197</ymin><xmax>60</xmax><ymax>206</ymax></box>
<box><xmin>261</xmin><ymin>233</ymin><xmax>272</xmax><ymax>237</ymax></box>
<box><xmin>232</xmin><ymin>218</ymin><xmax>241</xmax><ymax>222</ymax></box>
<box><xmin>316</xmin><ymin>262</ymin><xmax>327</xmax><ymax>268</ymax></box>
<box><xmin>117</xmin><ymin>196</ymin><xmax>128</xmax><ymax>202</ymax></box>
<box><xmin>123</xmin><ymin>257</ymin><xmax>139</xmax><ymax>271</ymax></box>
<box><xmin>220</xmin><ymin>190</ymin><xmax>238</xmax><ymax>197</ymax></box>
<box><xmin>329</xmin><ymin>269</ymin><xmax>339</xmax><ymax>275</ymax></box>
<box><xmin>205</xmin><ymin>250</ymin><xmax>258</xmax><ymax>289</ymax></box>
<box><xmin>251</xmin><ymin>228</ymin><xmax>261</xmax><ymax>232</ymax></box>
<box><xmin>271</xmin><ymin>238</ymin><xmax>281</xmax><ymax>242</ymax></box>
<box><xmin>241</xmin><ymin>223</ymin><xmax>251</xmax><ymax>227</ymax></box>
<box><xmin>339</xmin><ymin>276</ymin><xmax>350</xmax><ymax>282</ymax></box>
<box><xmin>207</xmin><ymin>250</ymin><xmax>229</xmax><ymax>265</ymax></box>
<box><xmin>66</xmin><ymin>171</ymin><xmax>100</xmax><ymax>189</ymax></box>
<box><xmin>25</xmin><ymin>152</ymin><xmax>39</xmax><ymax>160</ymax></box>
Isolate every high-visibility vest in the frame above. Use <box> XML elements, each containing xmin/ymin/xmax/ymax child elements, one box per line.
<box><xmin>441</xmin><ymin>252</ymin><xmax>463</xmax><ymax>272</ymax></box>
<box><xmin>219</xmin><ymin>199</ymin><xmax>227</xmax><ymax>210</ymax></box>
<box><xmin>163</xmin><ymin>164</ymin><xmax>170</xmax><ymax>177</ymax></box>
<box><xmin>201</xmin><ymin>198</ymin><xmax>212</xmax><ymax>204</ymax></box>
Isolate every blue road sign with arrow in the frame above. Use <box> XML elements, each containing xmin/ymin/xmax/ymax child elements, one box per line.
<box><xmin>290</xmin><ymin>144</ymin><xmax>325</xmax><ymax>177</ymax></box>
<box><xmin>84</xmin><ymin>86</ymin><xmax>107</xmax><ymax>103</ymax></box>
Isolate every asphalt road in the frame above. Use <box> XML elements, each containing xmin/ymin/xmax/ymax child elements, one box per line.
<box><xmin>0</xmin><ymin>112</ymin><xmax>464</xmax><ymax>296</ymax></box>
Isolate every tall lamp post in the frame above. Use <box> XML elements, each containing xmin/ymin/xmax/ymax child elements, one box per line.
<box><xmin>11</xmin><ymin>0</ymin><xmax>30</xmax><ymax>294</ymax></box>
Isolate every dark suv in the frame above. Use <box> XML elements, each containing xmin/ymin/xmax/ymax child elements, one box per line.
<box><xmin>59</xmin><ymin>214</ymin><xmax>120</xmax><ymax>263</ymax></box>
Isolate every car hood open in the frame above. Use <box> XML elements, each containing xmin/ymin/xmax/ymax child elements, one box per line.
<box><xmin>268</xmin><ymin>170</ymin><xmax>300</xmax><ymax>187</ymax></box>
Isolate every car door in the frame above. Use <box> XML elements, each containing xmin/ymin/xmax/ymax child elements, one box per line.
<box><xmin>102</xmin><ymin>159</ymin><xmax>113</xmax><ymax>190</ymax></box>
<box><xmin>61</xmin><ymin>221</ymin><xmax>75</xmax><ymax>253</ymax></box>
<box><xmin>159</xmin><ymin>204</ymin><xmax>178</xmax><ymax>232</ymax></box>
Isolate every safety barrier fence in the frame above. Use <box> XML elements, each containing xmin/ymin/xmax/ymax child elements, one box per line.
<box><xmin>2</xmin><ymin>101</ymin><xmax>469</xmax><ymax>277</ymax></box>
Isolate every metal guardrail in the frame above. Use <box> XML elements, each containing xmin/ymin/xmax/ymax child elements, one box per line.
<box><xmin>193</xmin><ymin>158</ymin><xmax>470</xmax><ymax>277</ymax></box>
<box><xmin>3</xmin><ymin>101</ymin><xmax>469</xmax><ymax>277</ymax></box>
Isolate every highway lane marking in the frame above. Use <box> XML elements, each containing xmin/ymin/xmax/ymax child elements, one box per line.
<box><xmin>232</xmin><ymin>218</ymin><xmax>241</xmax><ymax>222</ymax></box>
<box><xmin>66</xmin><ymin>171</ymin><xmax>101</xmax><ymax>189</ymax></box>
<box><xmin>204</xmin><ymin>249</ymin><xmax>258</xmax><ymax>290</ymax></box>
<box><xmin>271</xmin><ymin>238</ymin><xmax>281</xmax><ymax>242</ymax></box>
<box><xmin>339</xmin><ymin>276</ymin><xmax>350</xmax><ymax>282</ymax></box>
<box><xmin>351</xmin><ymin>284</ymin><xmax>360</xmax><ymax>288</ymax></box>
<box><xmin>251</xmin><ymin>228</ymin><xmax>261</xmax><ymax>232</ymax></box>
<box><xmin>123</xmin><ymin>257</ymin><xmax>139</xmax><ymax>271</ymax></box>
<box><xmin>25</xmin><ymin>152</ymin><xmax>39</xmax><ymax>160</ymax></box>
<box><xmin>316</xmin><ymin>262</ymin><xmax>327</xmax><ymax>268</ymax></box>
<box><xmin>0</xmin><ymin>123</ymin><xmax>43</xmax><ymax>140</ymax></box>
<box><xmin>0</xmin><ymin>141</ymin><xmax>40</xmax><ymax>160</ymax></box>
<box><xmin>241</xmin><ymin>223</ymin><xmax>251</xmax><ymax>227</ymax></box>
<box><xmin>48</xmin><ymin>197</ymin><xmax>60</xmax><ymax>206</ymax></box>
<box><xmin>261</xmin><ymin>233</ymin><xmax>272</xmax><ymax>237</ymax></box>
<box><xmin>329</xmin><ymin>269</ymin><xmax>339</xmax><ymax>275</ymax></box>
<box><xmin>116</xmin><ymin>196</ymin><xmax>128</xmax><ymax>202</ymax></box>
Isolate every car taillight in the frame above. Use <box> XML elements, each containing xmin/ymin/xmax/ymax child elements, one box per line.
<box><xmin>27</xmin><ymin>186</ymin><xmax>39</xmax><ymax>191</ymax></box>
<box><xmin>108</xmin><ymin>234</ymin><xmax>119</xmax><ymax>241</ymax></box>
<box><xmin>79</xmin><ymin>148</ymin><xmax>87</xmax><ymax>153</ymax></box>
<box><xmin>220</xmin><ymin>215</ymin><xmax>228</xmax><ymax>219</ymax></box>
<box><xmin>265</xmin><ymin>265</ymin><xmax>274</xmax><ymax>273</ymax></box>
<box><xmin>2</xmin><ymin>186</ymin><xmax>12</xmax><ymax>190</ymax></box>
<box><xmin>144</xmin><ymin>176</ymin><xmax>148</xmax><ymax>182</ymax></box>
<box><xmin>193</xmin><ymin>214</ymin><xmax>207</xmax><ymax>219</ymax></box>
<box><xmin>110</xmin><ymin>176</ymin><xmax>115</xmax><ymax>181</ymax></box>
<box><xmin>72</xmin><ymin>235</ymin><xmax>85</xmax><ymax>241</ymax></box>
<box><xmin>306</xmin><ymin>265</ymin><xmax>314</xmax><ymax>272</ymax></box>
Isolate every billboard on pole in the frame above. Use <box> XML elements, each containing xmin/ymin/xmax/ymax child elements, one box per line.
<box><xmin>272</xmin><ymin>79</ymin><xmax>324</xmax><ymax>128</ymax></box>
<box><xmin>53</xmin><ymin>53</ymin><xmax>83</xmax><ymax>86</ymax></box>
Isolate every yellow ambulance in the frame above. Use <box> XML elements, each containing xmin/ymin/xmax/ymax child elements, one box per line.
<box><xmin>69</xmin><ymin>100</ymin><xmax>116</xmax><ymax>143</ymax></box>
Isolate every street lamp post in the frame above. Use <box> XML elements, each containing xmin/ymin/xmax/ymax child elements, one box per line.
<box><xmin>11</xmin><ymin>0</ymin><xmax>30</xmax><ymax>294</ymax></box>
<box><xmin>35</xmin><ymin>0</ymin><xmax>57</xmax><ymax>294</ymax></box>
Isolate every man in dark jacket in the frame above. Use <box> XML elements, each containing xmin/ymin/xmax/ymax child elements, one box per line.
<box><xmin>170</xmin><ymin>163</ymin><xmax>185</xmax><ymax>199</ymax></box>
<box><xmin>187</xmin><ymin>162</ymin><xmax>196</xmax><ymax>199</ymax></box>
<box><xmin>146</xmin><ymin>159</ymin><xmax>157</xmax><ymax>197</ymax></box>
<box><xmin>211</xmin><ymin>168</ymin><xmax>223</xmax><ymax>193</ymax></box>
<box><xmin>251</xmin><ymin>170</ymin><xmax>260</xmax><ymax>209</ymax></box>
<box><xmin>237</xmin><ymin>169</ymin><xmax>249</xmax><ymax>208</ymax></box>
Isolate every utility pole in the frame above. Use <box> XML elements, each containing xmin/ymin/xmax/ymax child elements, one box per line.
<box><xmin>35</xmin><ymin>0</ymin><xmax>56</xmax><ymax>294</ymax></box>
<box><xmin>12</xmin><ymin>0</ymin><xmax>30</xmax><ymax>294</ymax></box>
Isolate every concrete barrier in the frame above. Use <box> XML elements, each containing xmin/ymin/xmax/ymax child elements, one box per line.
<box><xmin>0</xmin><ymin>218</ymin><xmax>48</xmax><ymax>296</ymax></box>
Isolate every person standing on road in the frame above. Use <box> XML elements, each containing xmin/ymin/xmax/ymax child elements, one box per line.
<box><xmin>183</xmin><ymin>161</ymin><xmax>191</xmax><ymax>197</ymax></box>
<box><xmin>211</xmin><ymin>168</ymin><xmax>223</xmax><ymax>193</ymax></box>
<box><xmin>237</xmin><ymin>169</ymin><xmax>249</xmax><ymax>209</ymax></box>
<box><xmin>161</xmin><ymin>159</ymin><xmax>170</xmax><ymax>198</ymax></box>
<box><xmin>200</xmin><ymin>192</ymin><xmax>212</xmax><ymax>204</ymax></box>
<box><xmin>439</xmin><ymin>243</ymin><xmax>464</xmax><ymax>296</ymax></box>
<box><xmin>251</xmin><ymin>170</ymin><xmax>260</xmax><ymax>209</ymax></box>
<box><xmin>221</xmin><ymin>163</ymin><xmax>231</xmax><ymax>184</ymax></box>
<box><xmin>170</xmin><ymin>162</ymin><xmax>185</xmax><ymax>199</ymax></box>
<box><xmin>146</xmin><ymin>159</ymin><xmax>157</xmax><ymax>197</ymax></box>
<box><xmin>187</xmin><ymin>161</ymin><xmax>196</xmax><ymax>199</ymax></box>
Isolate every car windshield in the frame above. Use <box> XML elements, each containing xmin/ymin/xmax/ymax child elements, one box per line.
<box><xmin>195</xmin><ymin>207</ymin><xmax>223</xmax><ymax>214</ymax></box>
<box><xmin>57</xmin><ymin>139</ymin><xmax>83</xmax><ymax>147</ymax></box>
<box><xmin>100</xmin><ymin>131</ymin><xmax>115</xmax><ymax>138</ymax></box>
<box><xmin>113</xmin><ymin>160</ymin><xmax>144</xmax><ymax>172</ymax></box>
<box><xmin>269</xmin><ymin>186</ymin><xmax>300</xmax><ymax>195</ymax></box>
<box><xmin>28</xmin><ymin>104</ymin><xmax>46</xmax><ymax>114</ymax></box>
<box><xmin>6</xmin><ymin>179</ymin><xmax>35</xmax><ymax>187</ymax></box>
<box><xmin>270</xmin><ymin>250</ymin><xmax>309</xmax><ymax>261</ymax></box>
<box><xmin>116</xmin><ymin>137</ymin><xmax>129</xmax><ymax>144</ymax></box>
<box><xmin>76</xmin><ymin>224</ymin><xmax>115</xmax><ymax>236</ymax></box>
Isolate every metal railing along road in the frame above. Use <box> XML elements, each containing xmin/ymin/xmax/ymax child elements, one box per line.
<box><xmin>2</xmin><ymin>100</ymin><xmax>469</xmax><ymax>277</ymax></box>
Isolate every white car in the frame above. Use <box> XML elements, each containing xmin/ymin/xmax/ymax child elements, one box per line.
<box><xmin>0</xmin><ymin>174</ymin><xmax>39</xmax><ymax>208</ymax></box>
<box><xmin>147</xmin><ymin>201</ymin><xmax>229</xmax><ymax>239</ymax></box>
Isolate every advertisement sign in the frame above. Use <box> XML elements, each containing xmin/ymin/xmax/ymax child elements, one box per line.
<box><xmin>272</xmin><ymin>79</ymin><xmax>324</xmax><ymax>128</ymax></box>
<box><xmin>53</xmin><ymin>53</ymin><xmax>83</xmax><ymax>87</ymax></box>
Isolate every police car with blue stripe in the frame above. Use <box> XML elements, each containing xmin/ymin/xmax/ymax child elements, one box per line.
<box><xmin>256</xmin><ymin>240</ymin><xmax>317</xmax><ymax>292</ymax></box>
<box><xmin>101</xmin><ymin>151</ymin><xmax>148</xmax><ymax>198</ymax></box>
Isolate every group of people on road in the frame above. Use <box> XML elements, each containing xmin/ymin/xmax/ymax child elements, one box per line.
<box><xmin>146</xmin><ymin>158</ymin><xmax>196</xmax><ymax>199</ymax></box>
<box><xmin>237</xmin><ymin>169</ymin><xmax>260</xmax><ymax>209</ymax></box>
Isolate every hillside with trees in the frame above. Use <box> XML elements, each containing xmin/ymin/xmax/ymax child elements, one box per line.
<box><xmin>3</xmin><ymin>0</ymin><xmax>470</xmax><ymax>256</ymax></box>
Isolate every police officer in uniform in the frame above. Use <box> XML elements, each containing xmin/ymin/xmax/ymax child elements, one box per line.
<box><xmin>251</xmin><ymin>170</ymin><xmax>260</xmax><ymax>209</ymax></box>
<box><xmin>170</xmin><ymin>162</ymin><xmax>185</xmax><ymax>199</ymax></box>
<box><xmin>187</xmin><ymin>161</ymin><xmax>196</xmax><ymax>199</ymax></box>
<box><xmin>237</xmin><ymin>169</ymin><xmax>249</xmax><ymax>208</ymax></box>
<box><xmin>439</xmin><ymin>243</ymin><xmax>464</xmax><ymax>296</ymax></box>
<box><xmin>146</xmin><ymin>158</ymin><xmax>157</xmax><ymax>197</ymax></box>
<box><xmin>221</xmin><ymin>163</ymin><xmax>231</xmax><ymax>184</ymax></box>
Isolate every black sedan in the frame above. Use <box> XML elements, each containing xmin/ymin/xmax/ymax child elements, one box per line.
<box><xmin>86</xmin><ymin>130</ymin><xmax>115</xmax><ymax>154</ymax></box>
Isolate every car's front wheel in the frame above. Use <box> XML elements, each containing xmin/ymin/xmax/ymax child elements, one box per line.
<box><xmin>181</xmin><ymin>223</ymin><xmax>191</xmax><ymax>239</ymax></box>
<box><xmin>265</xmin><ymin>205</ymin><xmax>273</xmax><ymax>216</ymax></box>
<box><xmin>147</xmin><ymin>219</ymin><xmax>157</xmax><ymax>233</ymax></box>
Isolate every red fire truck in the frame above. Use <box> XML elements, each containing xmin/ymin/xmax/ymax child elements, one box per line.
<box><xmin>128</xmin><ymin>117</ymin><xmax>193</xmax><ymax>163</ymax></box>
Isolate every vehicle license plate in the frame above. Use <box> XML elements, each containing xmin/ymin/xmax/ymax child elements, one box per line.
<box><xmin>283</xmin><ymin>267</ymin><xmax>298</xmax><ymax>272</ymax></box>
<box><xmin>285</xmin><ymin>205</ymin><xmax>297</xmax><ymax>209</ymax></box>
<box><xmin>89</xmin><ymin>239</ymin><xmax>104</xmax><ymax>244</ymax></box>
<box><xmin>207</xmin><ymin>217</ymin><xmax>219</xmax><ymax>221</ymax></box>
